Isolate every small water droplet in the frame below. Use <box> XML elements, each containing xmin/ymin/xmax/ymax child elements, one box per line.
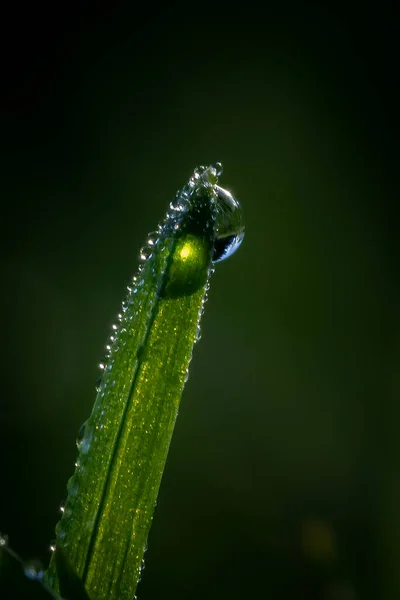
<box><xmin>213</xmin><ymin>185</ymin><xmax>245</xmax><ymax>263</ymax></box>
<box><xmin>0</xmin><ymin>532</ymin><xmax>8</xmax><ymax>546</ymax></box>
<box><xmin>139</xmin><ymin>245</ymin><xmax>153</xmax><ymax>261</ymax></box>
<box><xmin>67</xmin><ymin>477</ymin><xmax>79</xmax><ymax>497</ymax></box>
<box><xmin>24</xmin><ymin>559</ymin><xmax>44</xmax><ymax>581</ymax></box>
<box><xmin>211</xmin><ymin>162</ymin><xmax>223</xmax><ymax>176</ymax></box>
<box><xmin>49</xmin><ymin>540</ymin><xmax>56</xmax><ymax>552</ymax></box>
<box><xmin>79</xmin><ymin>424</ymin><xmax>93</xmax><ymax>455</ymax></box>
<box><xmin>146</xmin><ymin>231</ymin><xmax>158</xmax><ymax>245</ymax></box>
<box><xmin>76</xmin><ymin>421</ymin><xmax>87</xmax><ymax>447</ymax></box>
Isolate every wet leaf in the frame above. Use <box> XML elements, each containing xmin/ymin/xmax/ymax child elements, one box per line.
<box><xmin>44</xmin><ymin>164</ymin><xmax>244</xmax><ymax>600</ymax></box>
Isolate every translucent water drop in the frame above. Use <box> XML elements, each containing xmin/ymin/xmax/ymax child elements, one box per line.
<box><xmin>213</xmin><ymin>184</ymin><xmax>245</xmax><ymax>263</ymax></box>
<box><xmin>24</xmin><ymin>560</ymin><xmax>44</xmax><ymax>581</ymax></box>
<box><xmin>0</xmin><ymin>532</ymin><xmax>8</xmax><ymax>546</ymax></box>
<box><xmin>193</xmin><ymin>166</ymin><xmax>206</xmax><ymax>179</ymax></box>
<box><xmin>140</xmin><ymin>247</ymin><xmax>152</xmax><ymax>261</ymax></box>
<box><xmin>79</xmin><ymin>424</ymin><xmax>93</xmax><ymax>455</ymax></box>
<box><xmin>211</xmin><ymin>162</ymin><xmax>223</xmax><ymax>176</ymax></box>
<box><xmin>76</xmin><ymin>420</ymin><xmax>87</xmax><ymax>447</ymax></box>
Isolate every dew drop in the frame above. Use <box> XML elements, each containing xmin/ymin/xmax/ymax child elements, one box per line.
<box><xmin>49</xmin><ymin>540</ymin><xmax>56</xmax><ymax>552</ymax></box>
<box><xmin>139</xmin><ymin>245</ymin><xmax>153</xmax><ymax>261</ymax></box>
<box><xmin>24</xmin><ymin>560</ymin><xmax>44</xmax><ymax>581</ymax></box>
<box><xmin>213</xmin><ymin>184</ymin><xmax>245</xmax><ymax>263</ymax></box>
<box><xmin>0</xmin><ymin>532</ymin><xmax>8</xmax><ymax>546</ymax></box>
<box><xmin>196</xmin><ymin>325</ymin><xmax>202</xmax><ymax>341</ymax></box>
<box><xmin>211</xmin><ymin>162</ymin><xmax>223</xmax><ymax>176</ymax></box>
<box><xmin>79</xmin><ymin>424</ymin><xmax>93</xmax><ymax>455</ymax></box>
<box><xmin>145</xmin><ymin>231</ymin><xmax>158</xmax><ymax>247</ymax></box>
<box><xmin>76</xmin><ymin>420</ymin><xmax>87</xmax><ymax>447</ymax></box>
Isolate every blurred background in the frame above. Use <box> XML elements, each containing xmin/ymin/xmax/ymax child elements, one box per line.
<box><xmin>1</xmin><ymin>4</ymin><xmax>399</xmax><ymax>599</ymax></box>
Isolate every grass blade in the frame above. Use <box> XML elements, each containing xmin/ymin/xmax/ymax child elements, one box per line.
<box><xmin>44</xmin><ymin>163</ymin><xmax>243</xmax><ymax>600</ymax></box>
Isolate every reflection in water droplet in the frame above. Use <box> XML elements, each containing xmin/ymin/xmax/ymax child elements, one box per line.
<box><xmin>213</xmin><ymin>184</ymin><xmax>245</xmax><ymax>263</ymax></box>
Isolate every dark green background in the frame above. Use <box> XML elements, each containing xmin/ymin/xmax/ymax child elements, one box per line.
<box><xmin>1</xmin><ymin>5</ymin><xmax>399</xmax><ymax>599</ymax></box>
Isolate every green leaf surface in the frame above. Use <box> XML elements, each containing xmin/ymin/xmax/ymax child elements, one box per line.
<box><xmin>44</xmin><ymin>164</ymin><xmax>244</xmax><ymax>600</ymax></box>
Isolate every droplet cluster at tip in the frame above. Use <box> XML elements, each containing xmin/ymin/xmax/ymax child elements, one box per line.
<box><xmin>90</xmin><ymin>163</ymin><xmax>225</xmax><ymax>388</ymax></box>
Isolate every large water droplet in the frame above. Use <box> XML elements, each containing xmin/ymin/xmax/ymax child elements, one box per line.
<box><xmin>213</xmin><ymin>185</ymin><xmax>245</xmax><ymax>263</ymax></box>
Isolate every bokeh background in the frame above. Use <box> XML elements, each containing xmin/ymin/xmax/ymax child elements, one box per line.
<box><xmin>1</xmin><ymin>4</ymin><xmax>399</xmax><ymax>599</ymax></box>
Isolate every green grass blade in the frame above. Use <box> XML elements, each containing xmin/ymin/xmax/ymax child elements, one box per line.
<box><xmin>44</xmin><ymin>163</ymin><xmax>243</xmax><ymax>600</ymax></box>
